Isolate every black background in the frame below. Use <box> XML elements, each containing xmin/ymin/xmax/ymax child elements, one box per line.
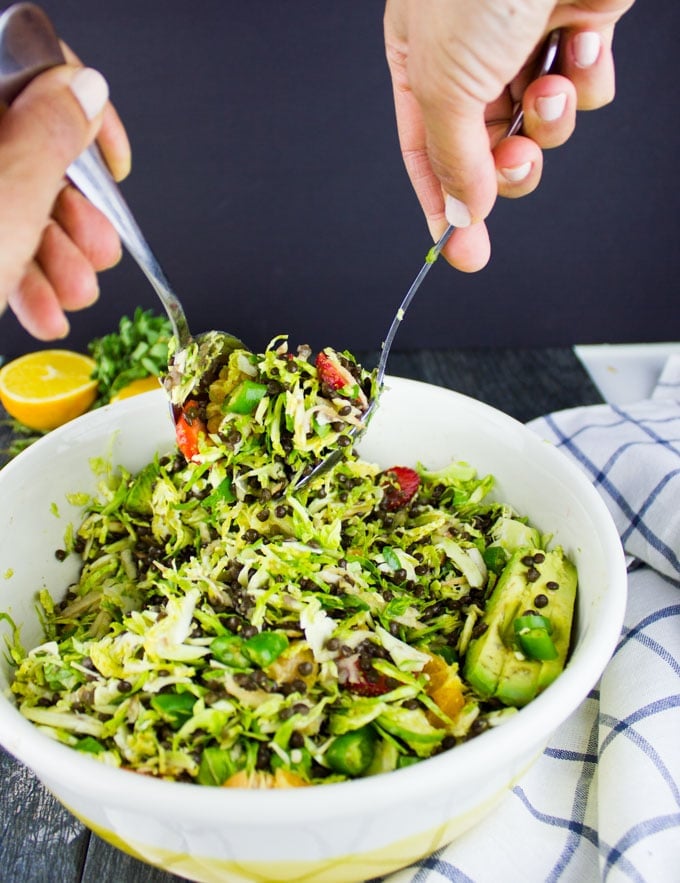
<box><xmin>2</xmin><ymin>0</ymin><xmax>678</xmax><ymax>359</ymax></box>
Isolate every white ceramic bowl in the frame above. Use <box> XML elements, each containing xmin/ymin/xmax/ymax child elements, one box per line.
<box><xmin>0</xmin><ymin>378</ymin><xmax>626</xmax><ymax>882</ymax></box>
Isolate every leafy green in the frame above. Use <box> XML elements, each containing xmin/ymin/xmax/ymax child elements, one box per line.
<box><xmin>88</xmin><ymin>307</ymin><xmax>172</xmax><ymax>404</ymax></box>
<box><xmin>0</xmin><ymin>417</ymin><xmax>45</xmax><ymax>462</ymax></box>
<box><xmin>6</xmin><ymin>338</ymin><xmax>571</xmax><ymax>788</ymax></box>
<box><xmin>1</xmin><ymin>309</ymin><xmax>172</xmax><ymax>466</ymax></box>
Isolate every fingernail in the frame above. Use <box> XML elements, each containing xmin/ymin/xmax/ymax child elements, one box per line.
<box><xmin>57</xmin><ymin>316</ymin><xmax>70</xmax><ymax>339</ymax></box>
<box><xmin>573</xmin><ymin>32</ymin><xmax>601</xmax><ymax>69</ymax></box>
<box><xmin>444</xmin><ymin>194</ymin><xmax>471</xmax><ymax>228</ymax></box>
<box><xmin>536</xmin><ymin>92</ymin><xmax>567</xmax><ymax>123</ymax></box>
<box><xmin>499</xmin><ymin>160</ymin><xmax>532</xmax><ymax>184</ymax></box>
<box><xmin>85</xmin><ymin>284</ymin><xmax>101</xmax><ymax>307</ymax></box>
<box><xmin>69</xmin><ymin>68</ymin><xmax>109</xmax><ymax>121</ymax></box>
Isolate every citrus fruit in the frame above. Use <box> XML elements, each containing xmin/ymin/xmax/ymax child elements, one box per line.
<box><xmin>110</xmin><ymin>375</ymin><xmax>161</xmax><ymax>402</ymax></box>
<box><xmin>423</xmin><ymin>654</ymin><xmax>465</xmax><ymax>724</ymax></box>
<box><xmin>0</xmin><ymin>349</ymin><xmax>98</xmax><ymax>432</ymax></box>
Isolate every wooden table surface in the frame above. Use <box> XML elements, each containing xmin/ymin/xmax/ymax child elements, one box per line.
<box><xmin>0</xmin><ymin>347</ymin><xmax>602</xmax><ymax>883</ymax></box>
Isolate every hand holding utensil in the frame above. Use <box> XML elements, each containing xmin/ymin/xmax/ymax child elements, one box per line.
<box><xmin>0</xmin><ymin>2</ymin><xmax>246</xmax><ymax>410</ymax></box>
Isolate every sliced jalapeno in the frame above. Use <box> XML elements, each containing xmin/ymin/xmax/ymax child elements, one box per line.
<box><xmin>325</xmin><ymin>726</ymin><xmax>376</xmax><ymax>776</ymax></box>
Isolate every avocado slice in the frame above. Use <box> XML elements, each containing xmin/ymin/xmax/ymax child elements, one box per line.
<box><xmin>463</xmin><ymin>547</ymin><xmax>577</xmax><ymax>707</ymax></box>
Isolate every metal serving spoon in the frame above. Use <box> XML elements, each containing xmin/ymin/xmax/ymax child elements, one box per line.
<box><xmin>0</xmin><ymin>2</ymin><xmax>245</xmax><ymax>409</ymax></box>
<box><xmin>297</xmin><ymin>29</ymin><xmax>561</xmax><ymax>489</ymax></box>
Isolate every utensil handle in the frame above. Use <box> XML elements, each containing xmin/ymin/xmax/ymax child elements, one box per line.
<box><xmin>67</xmin><ymin>148</ymin><xmax>192</xmax><ymax>347</ymax></box>
<box><xmin>0</xmin><ymin>3</ymin><xmax>62</xmax><ymax>105</ymax></box>
<box><xmin>0</xmin><ymin>2</ymin><xmax>191</xmax><ymax>347</ymax></box>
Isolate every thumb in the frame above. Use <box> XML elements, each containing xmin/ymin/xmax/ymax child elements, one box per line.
<box><xmin>0</xmin><ymin>64</ymin><xmax>108</xmax><ymax>302</ymax></box>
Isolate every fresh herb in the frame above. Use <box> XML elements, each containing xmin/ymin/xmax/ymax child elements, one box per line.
<box><xmin>1</xmin><ymin>309</ymin><xmax>172</xmax><ymax>467</ymax></box>
<box><xmin>0</xmin><ymin>416</ymin><xmax>45</xmax><ymax>463</ymax></box>
<box><xmin>88</xmin><ymin>307</ymin><xmax>172</xmax><ymax>404</ymax></box>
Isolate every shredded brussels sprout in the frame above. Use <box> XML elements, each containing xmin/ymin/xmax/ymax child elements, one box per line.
<box><xmin>8</xmin><ymin>341</ymin><xmax>571</xmax><ymax>788</ymax></box>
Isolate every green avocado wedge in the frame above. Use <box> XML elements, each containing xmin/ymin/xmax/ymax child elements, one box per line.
<box><xmin>463</xmin><ymin>547</ymin><xmax>577</xmax><ymax>707</ymax></box>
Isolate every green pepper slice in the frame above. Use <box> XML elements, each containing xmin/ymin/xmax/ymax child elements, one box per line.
<box><xmin>513</xmin><ymin>614</ymin><xmax>553</xmax><ymax>634</ymax></box>
<box><xmin>325</xmin><ymin>726</ymin><xmax>377</xmax><ymax>776</ymax></box>
<box><xmin>206</xmin><ymin>475</ymin><xmax>236</xmax><ymax>506</ymax></box>
<box><xmin>243</xmin><ymin>631</ymin><xmax>289</xmax><ymax>668</ymax></box>
<box><xmin>227</xmin><ymin>380</ymin><xmax>268</xmax><ymax>414</ymax></box>
<box><xmin>513</xmin><ymin>614</ymin><xmax>558</xmax><ymax>661</ymax></box>
<box><xmin>210</xmin><ymin>635</ymin><xmax>249</xmax><ymax>668</ymax></box>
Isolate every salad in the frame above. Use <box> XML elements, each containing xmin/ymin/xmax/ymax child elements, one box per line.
<box><xmin>8</xmin><ymin>339</ymin><xmax>577</xmax><ymax>787</ymax></box>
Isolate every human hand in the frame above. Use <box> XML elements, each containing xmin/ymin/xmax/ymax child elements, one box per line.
<box><xmin>0</xmin><ymin>54</ymin><xmax>131</xmax><ymax>340</ymax></box>
<box><xmin>384</xmin><ymin>0</ymin><xmax>636</xmax><ymax>271</ymax></box>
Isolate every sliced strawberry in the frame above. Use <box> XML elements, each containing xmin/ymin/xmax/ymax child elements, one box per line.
<box><xmin>337</xmin><ymin>654</ymin><xmax>392</xmax><ymax>696</ymax></box>
<box><xmin>346</xmin><ymin>675</ymin><xmax>392</xmax><ymax>697</ymax></box>
<box><xmin>175</xmin><ymin>399</ymin><xmax>207</xmax><ymax>460</ymax></box>
<box><xmin>380</xmin><ymin>466</ymin><xmax>421</xmax><ymax>511</ymax></box>
<box><xmin>315</xmin><ymin>350</ymin><xmax>369</xmax><ymax>412</ymax></box>
<box><xmin>315</xmin><ymin>351</ymin><xmax>352</xmax><ymax>392</ymax></box>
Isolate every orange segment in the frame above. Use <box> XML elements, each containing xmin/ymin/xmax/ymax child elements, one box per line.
<box><xmin>423</xmin><ymin>654</ymin><xmax>466</xmax><ymax>725</ymax></box>
<box><xmin>110</xmin><ymin>375</ymin><xmax>161</xmax><ymax>402</ymax></box>
<box><xmin>0</xmin><ymin>350</ymin><xmax>98</xmax><ymax>431</ymax></box>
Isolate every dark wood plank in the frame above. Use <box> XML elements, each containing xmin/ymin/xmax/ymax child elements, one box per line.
<box><xmin>0</xmin><ymin>747</ymin><xmax>89</xmax><ymax>882</ymax></box>
<box><xmin>357</xmin><ymin>347</ymin><xmax>603</xmax><ymax>424</ymax></box>
<box><xmin>82</xmin><ymin>835</ymin><xmax>182</xmax><ymax>883</ymax></box>
<box><xmin>0</xmin><ymin>348</ymin><xmax>602</xmax><ymax>882</ymax></box>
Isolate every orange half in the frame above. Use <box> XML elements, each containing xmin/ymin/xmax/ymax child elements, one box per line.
<box><xmin>110</xmin><ymin>375</ymin><xmax>162</xmax><ymax>402</ymax></box>
<box><xmin>0</xmin><ymin>349</ymin><xmax>98</xmax><ymax>431</ymax></box>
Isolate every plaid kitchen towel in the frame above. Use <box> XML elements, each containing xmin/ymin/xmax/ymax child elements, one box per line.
<box><xmin>386</xmin><ymin>356</ymin><xmax>680</xmax><ymax>883</ymax></box>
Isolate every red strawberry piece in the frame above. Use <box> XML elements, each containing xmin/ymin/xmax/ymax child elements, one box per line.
<box><xmin>337</xmin><ymin>654</ymin><xmax>392</xmax><ymax>696</ymax></box>
<box><xmin>315</xmin><ymin>351</ymin><xmax>352</xmax><ymax>392</ymax></box>
<box><xmin>346</xmin><ymin>675</ymin><xmax>392</xmax><ymax>697</ymax></box>
<box><xmin>380</xmin><ymin>466</ymin><xmax>420</xmax><ymax>511</ymax></box>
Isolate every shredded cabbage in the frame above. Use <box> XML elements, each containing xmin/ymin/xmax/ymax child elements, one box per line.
<box><xmin>9</xmin><ymin>341</ymin><xmax>567</xmax><ymax>787</ymax></box>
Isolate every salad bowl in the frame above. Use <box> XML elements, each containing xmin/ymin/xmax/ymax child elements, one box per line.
<box><xmin>0</xmin><ymin>377</ymin><xmax>626</xmax><ymax>882</ymax></box>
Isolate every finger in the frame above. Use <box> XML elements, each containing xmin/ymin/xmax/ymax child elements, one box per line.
<box><xmin>7</xmin><ymin>263</ymin><xmax>70</xmax><ymax>340</ymax></box>
<box><xmin>97</xmin><ymin>101</ymin><xmax>132</xmax><ymax>181</ymax></box>
<box><xmin>421</xmin><ymin>101</ymin><xmax>498</xmax><ymax>227</ymax></box>
<box><xmin>494</xmin><ymin>135</ymin><xmax>544</xmax><ymax>198</ymax></box>
<box><xmin>387</xmin><ymin>61</ymin><xmax>449</xmax><ymax>240</ymax></box>
<box><xmin>520</xmin><ymin>74</ymin><xmax>577</xmax><ymax>149</ymax></box>
<box><xmin>560</xmin><ymin>27</ymin><xmax>616</xmax><ymax>110</ymax></box>
<box><xmin>54</xmin><ymin>185</ymin><xmax>123</xmax><ymax>270</ymax></box>
<box><xmin>36</xmin><ymin>221</ymin><xmax>99</xmax><ymax>313</ymax></box>
<box><xmin>62</xmin><ymin>42</ymin><xmax>131</xmax><ymax>180</ymax></box>
<box><xmin>0</xmin><ymin>65</ymin><xmax>109</xmax><ymax>305</ymax></box>
<box><xmin>388</xmin><ymin>60</ymin><xmax>497</xmax><ymax>251</ymax></box>
<box><xmin>387</xmin><ymin>63</ymin><xmax>493</xmax><ymax>271</ymax></box>
<box><xmin>441</xmin><ymin>222</ymin><xmax>491</xmax><ymax>274</ymax></box>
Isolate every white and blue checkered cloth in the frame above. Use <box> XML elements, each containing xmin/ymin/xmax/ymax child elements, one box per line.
<box><xmin>388</xmin><ymin>356</ymin><xmax>680</xmax><ymax>883</ymax></box>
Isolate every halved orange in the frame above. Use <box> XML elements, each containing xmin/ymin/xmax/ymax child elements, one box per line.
<box><xmin>0</xmin><ymin>349</ymin><xmax>98</xmax><ymax>431</ymax></box>
<box><xmin>110</xmin><ymin>375</ymin><xmax>161</xmax><ymax>402</ymax></box>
